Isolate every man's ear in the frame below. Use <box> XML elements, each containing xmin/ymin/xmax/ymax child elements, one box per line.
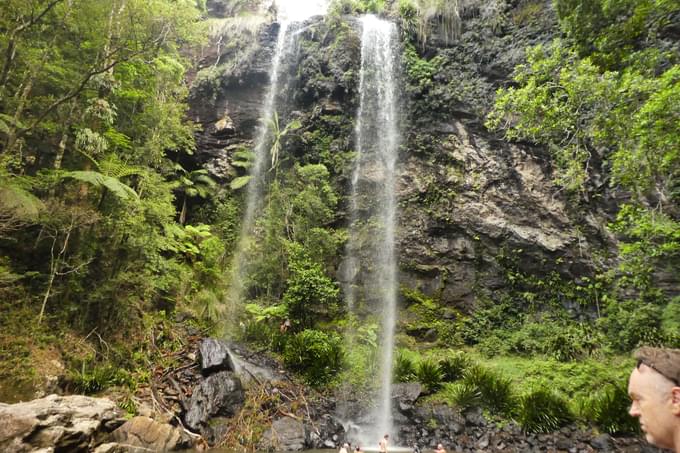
<box><xmin>671</xmin><ymin>386</ymin><xmax>680</xmax><ymax>415</ymax></box>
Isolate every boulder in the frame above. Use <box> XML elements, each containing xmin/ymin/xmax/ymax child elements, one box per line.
<box><xmin>199</xmin><ymin>338</ymin><xmax>235</xmax><ymax>374</ymax></box>
<box><xmin>0</xmin><ymin>394</ymin><xmax>124</xmax><ymax>453</ymax></box>
<box><xmin>392</xmin><ymin>382</ymin><xmax>422</xmax><ymax>414</ymax></box>
<box><xmin>260</xmin><ymin>416</ymin><xmax>307</xmax><ymax>451</ymax></box>
<box><xmin>111</xmin><ymin>416</ymin><xmax>191</xmax><ymax>452</ymax></box>
<box><xmin>184</xmin><ymin>371</ymin><xmax>244</xmax><ymax>432</ymax></box>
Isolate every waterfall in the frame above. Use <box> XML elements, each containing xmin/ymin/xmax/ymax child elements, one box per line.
<box><xmin>347</xmin><ymin>14</ymin><xmax>401</xmax><ymax>443</ymax></box>
<box><xmin>225</xmin><ymin>0</ymin><xmax>330</xmax><ymax>320</ymax></box>
<box><xmin>224</xmin><ymin>20</ymin><xmax>290</xmax><ymax>317</ymax></box>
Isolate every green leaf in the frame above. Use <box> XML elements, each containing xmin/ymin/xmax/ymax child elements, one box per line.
<box><xmin>230</xmin><ymin>175</ymin><xmax>252</xmax><ymax>190</ymax></box>
<box><xmin>0</xmin><ymin>179</ymin><xmax>44</xmax><ymax>219</ymax></box>
<box><xmin>59</xmin><ymin>171</ymin><xmax>139</xmax><ymax>201</ymax></box>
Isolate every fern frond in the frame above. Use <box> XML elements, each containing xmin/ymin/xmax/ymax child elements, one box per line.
<box><xmin>230</xmin><ymin>175</ymin><xmax>252</xmax><ymax>190</ymax></box>
<box><xmin>0</xmin><ymin>178</ymin><xmax>44</xmax><ymax>219</ymax></box>
<box><xmin>60</xmin><ymin>170</ymin><xmax>138</xmax><ymax>201</ymax></box>
<box><xmin>99</xmin><ymin>155</ymin><xmax>146</xmax><ymax>179</ymax></box>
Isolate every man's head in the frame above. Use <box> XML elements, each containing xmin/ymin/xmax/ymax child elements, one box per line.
<box><xmin>628</xmin><ymin>347</ymin><xmax>680</xmax><ymax>450</ymax></box>
<box><xmin>384</xmin><ymin>434</ymin><xmax>389</xmax><ymax>439</ymax></box>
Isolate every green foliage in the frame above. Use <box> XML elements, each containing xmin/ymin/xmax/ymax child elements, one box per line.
<box><xmin>554</xmin><ymin>0</ymin><xmax>679</xmax><ymax>69</ymax></box>
<box><xmin>394</xmin><ymin>349</ymin><xmax>417</xmax><ymax>382</ymax></box>
<box><xmin>283</xmin><ymin>242</ymin><xmax>339</xmax><ymax>330</ymax></box>
<box><xmin>597</xmin><ymin>299</ymin><xmax>665</xmax><ymax>352</ymax></box>
<box><xmin>403</xmin><ymin>44</ymin><xmax>444</xmax><ymax>93</ymax></box>
<box><xmin>328</xmin><ymin>0</ymin><xmax>385</xmax><ymax>15</ymax></box>
<box><xmin>397</xmin><ymin>0</ymin><xmax>462</xmax><ymax>48</ymax></box>
<box><xmin>69</xmin><ymin>363</ymin><xmax>133</xmax><ymax>395</ymax></box>
<box><xmin>661</xmin><ymin>296</ymin><xmax>680</xmax><ymax>337</ymax></box>
<box><xmin>441</xmin><ymin>382</ymin><xmax>482</xmax><ymax>410</ymax></box>
<box><xmin>462</xmin><ymin>366</ymin><xmax>517</xmax><ymax>415</ymax></box>
<box><xmin>438</xmin><ymin>353</ymin><xmax>470</xmax><ymax>382</ymax></box>
<box><xmin>479</xmin><ymin>354</ymin><xmax>634</xmax><ymax>404</ymax></box>
<box><xmin>487</xmin><ymin>1</ymin><xmax>680</xmax><ymax>329</ymax></box>
<box><xmin>245</xmin><ymin>164</ymin><xmax>340</xmax><ymax>300</ymax></box>
<box><xmin>415</xmin><ymin>358</ymin><xmax>444</xmax><ymax>393</ymax></box>
<box><xmin>516</xmin><ymin>389</ymin><xmax>573</xmax><ymax>433</ymax></box>
<box><xmin>580</xmin><ymin>384</ymin><xmax>640</xmax><ymax>435</ymax></box>
<box><xmin>283</xmin><ymin>329</ymin><xmax>344</xmax><ymax>386</ymax></box>
<box><xmin>57</xmin><ymin>170</ymin><xmax>139</xmax><ymax>201</ymax></box>
<box><xmin>478</xmin><ymin>318</ymin><xmax>602</xmax><ymax>361</ymax></box>
<box><xmin>402</xmin><ymin>287</ymin><xmax>460</xmax><ymax>346</ymax></box>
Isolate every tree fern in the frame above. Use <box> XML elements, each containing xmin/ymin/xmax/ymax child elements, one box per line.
<box><xmin>99</xmin><ymin>155</ymin><xmax>146</xmax><ymax>179</ymax></box>
<box><xmin>0</xmin><ymin>177</ymin><xmax>44</xmax><ymax>219</ymax></box>
<box><xmin>59</xmin><ymin>170</ymin><xmax>138</xmax><ymax>200</ymax></box>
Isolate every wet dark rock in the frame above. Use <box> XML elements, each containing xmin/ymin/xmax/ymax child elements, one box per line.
<box><xmin>591</xmin><ymin>434</ymin><xmax>612</xmax><ymax>451</ymax></box>
<box><xmin>199</xmin><ymin>338</ymin><xmax>235</xmax><ymax>375</ymax></box>
<box><xmin>184</xmin><ymin>371</ymin><xmax>244</xmax><ymax>432</ymax></box>
<box><xmin>392</xmin><ymin>382</ymin><xmax>422</xmax><ymax>414</ymax></box>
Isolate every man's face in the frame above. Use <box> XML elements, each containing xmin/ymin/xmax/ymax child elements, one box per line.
<box><xmin>628</xmin><ymin>365</ymin><xmax>678</xmax><ymax>449</ymax></box>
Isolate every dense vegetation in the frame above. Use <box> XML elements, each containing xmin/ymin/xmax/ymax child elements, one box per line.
<box><xmin>1</xmin><ymin>0</ymin><xmax>679</xmax><ymax>441</ymax></box>
<box><xmin>0</xmin><ymin>0</ymin><xmax>223</xmax><ymax>397</ymax></box>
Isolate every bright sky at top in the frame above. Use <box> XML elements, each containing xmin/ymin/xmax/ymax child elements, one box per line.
<box><xmin>274</xmin><ymin>0</ymin><xmax>331</xmax><ymax>22</ymax></box>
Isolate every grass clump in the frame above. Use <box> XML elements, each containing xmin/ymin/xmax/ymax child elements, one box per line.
<box><xmin>463</xmin><ymin>366</ymin><xmax>517</xmax><ymax>415</ymax></box>
<box><xmin>441</xmin><ymin>381</ymin><xmax>481</xmax><ymax>410</ymax></box>
<box><xmin>580</xmin><ymin>384</ymin><xmax>640</xmax><ymax>435</ymax></box>
<box><xmin>394</xmin><ymin>349</ymin><xmax>418</xmax><ymax>383</ymax></box>
<box><xmin>416</xmin><ymin>358</ymin><xmax>444</xmax><ymax>393</ymax></box>
<box><xmin>439</xmin><ymin>352</ymin><xmax>470</xmax><ymax>382</ymax></box>
<box><xmin>517</xmin><ymin>388</ymin><xmax>573</xmax><ymax>433</ymax></box>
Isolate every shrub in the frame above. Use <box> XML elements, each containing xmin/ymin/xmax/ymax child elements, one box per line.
<box><xmin>283</xmin><ymin>329</ymin><xmax>344</xmax><ymax>386</ymax></box>
<box><xmin>661</xmin><ymin>296</ymin><xmax>680</xmax><ymax>337</ymax></box>
<box><xmin>580</xmin><ymin>384</ymin><xmax>640</xmax><ymax>435</ymax></box>
<box><xmin>416</xmin><ymin>358</ymin><xmax>444</xmax><ymax>393</ymax></box>
<box><xmin>598</xmin><ymin>300</ymin><xmax>662</xmax><ymax>352</ymax></box>
<box><xmin>69</xmin><ymin>364</ymin><xmax>132</xmax><ymax>394</ymax></box>
<box><xmin>464</xmin><ymin>366</ymin><xmax>517</xmax><ymax>415</ymax></box>
<box><xmin>517</xmin><ymin>389</ymin><xmax>573</xmax><ymax>433</ymax></box>
<box><xmin>443</xmin><ymin>382</ymin><xmax>481</xmax><ymax>410</ymax></box>
<box><xmin>439</xmin><ymin>353</ymin><xmax>470</xmax><ymax>382</ymax></box>
<box><xmin>394</xmin><ymin>350</ymin><xmax>417</xmax><ymax>383</ymax></box>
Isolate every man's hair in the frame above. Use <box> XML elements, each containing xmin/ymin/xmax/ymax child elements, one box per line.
<box><xmin>634</xmin><ymin>347</ymin><xmax>680</xmax><ymax>386</ymax></box>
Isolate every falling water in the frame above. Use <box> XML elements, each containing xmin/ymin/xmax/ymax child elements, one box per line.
<box><xmin>347</xmin><ymin>15</ymin><xmax>401</xmax><ymax>442</ymax></box>
<box><xmin>225</xmin><ymin>0</ymin><xmax>330</xmax><ymax>317</ymax></box>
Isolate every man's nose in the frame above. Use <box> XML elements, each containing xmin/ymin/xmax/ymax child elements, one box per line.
<box><xmin>629</xmin><ymin>401</ymin><xmax>640</xmax><ymax>417</ymax></box>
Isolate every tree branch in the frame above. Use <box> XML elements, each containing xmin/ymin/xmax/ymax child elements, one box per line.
<box><xmin>0</xmin><ymin>0</ymin><xmax>65</xmax><ymax>87</ymax></box>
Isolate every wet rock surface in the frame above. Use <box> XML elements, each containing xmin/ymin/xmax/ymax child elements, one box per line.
<box><xmin>199</xmin><ymin>338</ymin><xmax>235</xmax><ymax>375</ymax></box>
<box><xmin>184</xmin><ymin>371</ymin><xmax>245</xmax><ymax>432</ymax></box>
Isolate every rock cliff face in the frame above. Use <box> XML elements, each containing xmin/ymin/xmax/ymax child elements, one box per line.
<box><xmin>189</xmin><ymin>0</ymin><xmax>613</xmax><ymax>313</ymax></box>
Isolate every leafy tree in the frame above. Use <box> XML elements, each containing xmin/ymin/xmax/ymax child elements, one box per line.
<box><xmin>173</xmin><ymin>165</ymin><xmax>217</xmax><ymax>224</ymax></box>
<box><xmin>283</xmin><ymin>242</ymin><xmax>339</xmax><ymax>330</ymax></box>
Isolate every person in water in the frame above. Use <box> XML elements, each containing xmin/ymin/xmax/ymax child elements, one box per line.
<box><xmin>339</xmin><ymin>443</ymin><xmax>350</xmax><ymax>453</ymax></box>
<box><xmin>355</xmin><ymin>445</ymin><xmax>363</xmax><ymax>453</ymax></box>
<box><xmin>434</xmin><ymin>443</ymin><xmax>446</xmax><ymax>453</ymax></box>
<box><xmin>379</xmin><ymin>434</ymin><xmax>389</xmax><ymax>453</ymax></box>
<box><xmin>628</xmin><ymin>347</ymin><xmax>680</xmax><ymax>452</ymax></box>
